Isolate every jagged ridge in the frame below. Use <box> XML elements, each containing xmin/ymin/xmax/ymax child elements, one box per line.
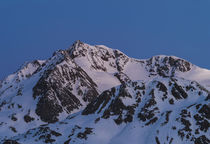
<box><xmin>0</xmin><ymin>41</ymin><xmax>209</xmax><ymax>143</ymax></box>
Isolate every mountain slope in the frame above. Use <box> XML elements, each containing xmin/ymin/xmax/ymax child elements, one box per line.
<box><xmin>0</xmin><ymin>41</ymin><xmax>209</xmax><ymax>143</ymax></box>
<box><xmin>3</xmin><ymin>76</ymin><xmax>209</xmax><ymax>144</ymax></box>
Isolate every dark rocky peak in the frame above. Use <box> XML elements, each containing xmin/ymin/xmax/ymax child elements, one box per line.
<box><xmin>67</xmin><ymin>40</ymin><xmax>88</xmax><ymax>59</ymax></box>
<box><xmin>32</xmin><ymin>56</ymin><xmax>99</xmax><ymax>123</ymax></box>
<box><xmin>145</xmin><ymin>55</ymin><xmax>192</xmax><ymax>77</ymax></box>
<box><xmin>72</xmin><ymin>40</ymin><xmax>84</xmax><ymax>49</ymax></box>
<box><xmin>65</xmin><ymin>40</ymin><xmax>130</xmax><ymax>72</ymax></box>
<box><xmin>67</xmin><ymin>40</ymin><xmax>111</xmax><ymax>59</ymax></box>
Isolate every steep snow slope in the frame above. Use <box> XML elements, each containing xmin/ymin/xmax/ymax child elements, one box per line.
<box><xmin>3</xmin><ymin>76</ymin><xmax>209</xmax><ymax>144</ymax></box>
<box><xmin>0</xmin><ymin>40</ymin><xmax>209</xmax><ymax>143</ymax></box>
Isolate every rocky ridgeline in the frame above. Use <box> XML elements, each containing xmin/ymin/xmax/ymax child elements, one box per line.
<box><xmin>0</xmin><ymin>41</ymin><xmax>209</xmax><ymax>144</ymax></box>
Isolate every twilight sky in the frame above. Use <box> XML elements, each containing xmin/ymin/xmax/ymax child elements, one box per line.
<box><xmin>0</xmin><ymin>0</ymin><xmax>210</xmax><ymax>79</ymax></box>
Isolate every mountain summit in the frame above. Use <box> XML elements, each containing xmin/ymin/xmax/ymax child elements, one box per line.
<box><xmin>0</xmin><ymin>41</ymin><xmax>209</xmax><ymax>144</ymax></box>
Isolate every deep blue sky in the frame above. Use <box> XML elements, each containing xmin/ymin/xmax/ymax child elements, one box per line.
<box><xmin>0</xmin><ymin>0</ymin><xmax>210</xmax><ymax>79</ymax></box>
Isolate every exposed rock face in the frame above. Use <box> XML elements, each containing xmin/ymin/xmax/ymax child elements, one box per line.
<box><xmin>145</xmin><ymin>55</ymin><xmax>192</xmax><ymax>77</ymax></box>
<box><xmin>0</xmin><ymin>41</ymin><xmax>209</xmax><ymax>143</ymax></box>
<box><xmin>68</xmin><ymin>40</ymin><xmax>129</xmax><ymax>72</ymax></box>
<box><xmin>4</xmin><ymin>76</ymin><xmax>209</xmax><ymax>144</ymax></box>
<box><xmin>33</xmin><ymin>57</ymin><xmax>98</xmax><ymax>123</ymax></box>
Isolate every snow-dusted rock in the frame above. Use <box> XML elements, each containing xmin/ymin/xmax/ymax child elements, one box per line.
<box><xmin>0</xmin><ymin>41</ymin><xmax>209</xmax><ymax>143</ymax></box>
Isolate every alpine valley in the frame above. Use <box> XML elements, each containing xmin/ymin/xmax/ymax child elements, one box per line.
<box><xmin>0</xmin><ymin>41</ymin><xmax>209</xmax><ymax>144</ymax></box>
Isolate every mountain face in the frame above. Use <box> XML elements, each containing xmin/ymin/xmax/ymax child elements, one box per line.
<box><xmin>0</xmin><ymin>41</ymin><xmax>209</xmax><ymax>144</ymax></box>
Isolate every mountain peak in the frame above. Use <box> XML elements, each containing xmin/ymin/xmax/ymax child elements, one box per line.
<box><xmin>150</xmin><ymin>55</ymin><xmax>189</xmax><ymax>62</ymax></box>
<box><xmin>0</xmin><ymin>41</ymin><xmax>210</xmax><ymax>144</ymax></box>
<box><xmin>72</xmin><ymin>40</ymin><xmax>84</xmax><ymax>49</ymax></box>
<box><xmin>145</xmin><ymin>55</ymin><xmax>193</xmax><ymax>77</ymax></box>
<box><xmin>67</xmin><ymin>40</ymin><xmax>91</xmax><ymax>58</ymax></box>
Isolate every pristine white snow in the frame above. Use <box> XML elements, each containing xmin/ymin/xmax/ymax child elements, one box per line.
<box><xmin>177</xmin><ymin>65</ymin><xmax>210</xmax><ymax>90</ymax></box>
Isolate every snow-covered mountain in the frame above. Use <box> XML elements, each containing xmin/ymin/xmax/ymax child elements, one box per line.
<box><xmin>0</xmin><ymin>41</ymin><xmax>209</xmax><ymax>144</ymax></box>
